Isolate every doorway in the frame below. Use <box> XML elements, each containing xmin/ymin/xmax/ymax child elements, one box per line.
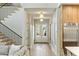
<box><xmin>34</xmin><ymin>19</ymin><xmax>49</xmax><ymax>44</ymax></box>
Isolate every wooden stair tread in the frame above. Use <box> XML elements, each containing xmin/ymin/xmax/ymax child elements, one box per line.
<box><xmin>0</xmin><ymin>40</ymin><xmax>14</xmax><ymax>44</ymax></box>
<box><xmin>0</xmin><ymin>36</ymin><xmax>5</xmax><ymax>38</ymax></box>
<box><xmin>0</xmin><ymin>32</ymin><xmax>2</xmax><ymax>33</ymax></box>
<box><xmin>0</xmin><ymin>32</ymin><xmax>3</xmax><ymax>35</ymax></box>
<box><xmin>5</xmin><ymin>41</ymin><xmax>14</xmax><ymax>45</ymax></box>
<box><xmin>0</xmin><ymin>32</ymin><xmax>15</xmax><ymax>45</ymax></box>
<box><xmin>0</xmin><ymin>39</ymin><xmax>11</xmax><ymax>42</ymax></box>
<box><xmin>0</xmin><ymin>36</ymin><xmax>9</xmax><ymax>39</ymax></box>
<box><xmin>0</xmin><ymin>32</ymin><xmax>4</xmax><ymax>35</ymax></box>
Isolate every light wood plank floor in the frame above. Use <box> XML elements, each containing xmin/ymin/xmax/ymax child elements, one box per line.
<box><xmin>31</xmin><ymin>44</ymin><xmax>54</xmax><ymax>56</ymax></box>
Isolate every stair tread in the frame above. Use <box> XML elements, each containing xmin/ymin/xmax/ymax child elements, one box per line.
<box><xmin>0</xmin><ymin>36</ymin><xmax>9</xmax><ymax>38</ymax></box>
<box><xmin>1</xmin><ymin>37</ymin><xmax>10</xmax><ymax>39</ymax></box>
<box><xmin>0</xmin><ymin>35</ymin><xmax>4</xmax><ymax>36</ymax></box>
<box><xmin>0</xmin><ymin>39</ymin><xmax>11</xmax><ymax>42</ymax></box>
<box><xmin>0</xmin><ymin>32</ymin><xmax>2</xmax><ymax>33</ymax></box>
<box><xmin>0</xmin><ymin>40</ymin><xmax>15</xmax><ymax>45</ymax></box>
<box><xmin>0</xmin><ymin>32</ymin><xmax>15</xmax><ymax>45</ymax></box>
<box><xmin>0</xmin><ymin>33</ymin><xmax>4</xmax><ymax>34</ymax></box>
<box><xmin>0</xmin><ymin>36</ymin><xmax>5</xmax><ymax>38</ymax></box>
<box><xmin>0</xmin><ymin>33</ymin><xmax>4</xmax><ymax>35</ymax></box>
<box><xmin>0</xmin><ymin>37</ymin><xmax>9</xmax><ymax>40</ymax></box>
<box><xmin>0</xmin><ymin>37</ymin><xmax>7</xmax><ymax>39</ymax></box>
<box><xmin>0</xmin><ymin>36</ymin><xmax>5</xmax><ymax>37</ymax></box>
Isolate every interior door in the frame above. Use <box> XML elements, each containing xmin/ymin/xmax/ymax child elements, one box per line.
<box><xmin>34</xmin><ymin>19</ymin><xmax>49</xmax><ymax>43</ymax></box>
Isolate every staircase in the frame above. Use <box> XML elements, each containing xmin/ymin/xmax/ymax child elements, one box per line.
<box><xmin>0</xmin><ymin>5</ymin><xmax>22</xmax><ymax>45</ymax></box>
<box><xmin>0</xmin><ymin>32</ymin><xmax>15</xmax><ymax>45</ymax></box>
<box><xmin>0</xmin><ymin>7</ymin><xmax>20</xmax><ymax>20</ymax></box>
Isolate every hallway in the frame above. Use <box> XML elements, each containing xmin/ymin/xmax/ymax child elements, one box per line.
<box><xmin>31</xmin><ymin>44</ymin><xmax>54</xmax><ymax>56</ymax></box>
<box><xmin>24</xmin><ymin>5</ymin><xmax>58</xmax><ymax>55</ymax></box>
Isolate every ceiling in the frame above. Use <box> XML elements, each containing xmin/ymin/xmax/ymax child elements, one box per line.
<box><xmin>21</xmin><ymin>3</ymin><xmax>58</xmax><ymax>8</ymax></box>
<box><xmin>22</xmin><ymin>3</ymin><xmax>58</xmax><ymax>19</ymax></box>
<box><xmin>25</xmin><ymin>8</ymin><xmax>55</xmax><ymax>19</ymax></box>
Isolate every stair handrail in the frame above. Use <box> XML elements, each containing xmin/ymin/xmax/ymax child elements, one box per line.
<box><xmin>0</xmin><ymin>3</ymin><xmax>8</xmax><ymax>8</ymax></box>
<box><xmin>0</xmin><ymin>22</ymin><xmax>22</xmax><ymax>38</ymax></box>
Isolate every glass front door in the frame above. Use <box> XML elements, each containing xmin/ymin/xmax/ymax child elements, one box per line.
<box><xmin>34</xmin><ymin>19</ymin><xmax>49</xmax><ymax>43</ymax></box>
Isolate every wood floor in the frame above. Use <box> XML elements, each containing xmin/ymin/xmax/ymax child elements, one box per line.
<box><xmin>31</xmin><ymin>44</ymin><xmax>54</xmax><ymax>56</ymax></box>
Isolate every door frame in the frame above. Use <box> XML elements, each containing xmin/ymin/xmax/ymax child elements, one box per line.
<box><xmin>33</xmin><ymin>17</ymin><xmax>51</xmax><ymax>44</ymax></box>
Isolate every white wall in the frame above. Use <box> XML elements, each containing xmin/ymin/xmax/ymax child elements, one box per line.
<box><xmin>51</xmin><ymin>7</ymin><xmax>61</xmax><ymax>55</ymax></box>
<box><xmin>51</xmin><ymin>8</ymin><xmax>58</xmax><ymax>55</ymax></box>
<box><xmin>22</xmin><ymin>10</ymin><xmax>29</xmax><ymax>46</ymax></box>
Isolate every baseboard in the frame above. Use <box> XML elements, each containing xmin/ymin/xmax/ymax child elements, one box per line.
<box><xmin>34</xmin><ymin>42</ymin><xmax>49</xmax><ymax>44</ymax></box>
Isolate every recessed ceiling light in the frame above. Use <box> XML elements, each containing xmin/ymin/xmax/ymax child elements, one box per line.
<box><xmin>40</xmin><ymin>19</ymin><xmax>43</xmax><ymax>22</ymax></box>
